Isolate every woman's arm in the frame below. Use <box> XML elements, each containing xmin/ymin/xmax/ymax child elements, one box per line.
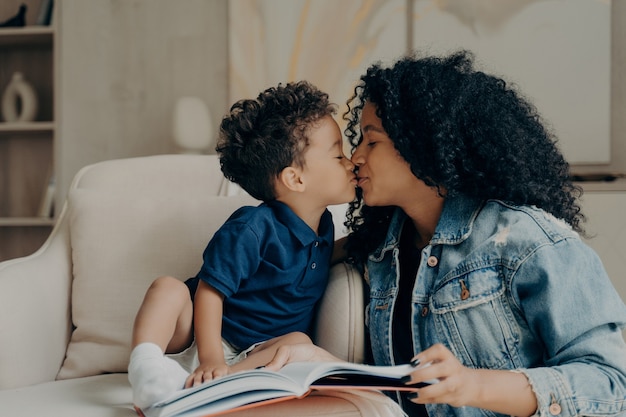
<box><xmin>511</xmin><ymin>239</ymin><xmax>626</xmax><ymax>416</ymax></box>
<box><xmin>186</xmin><ymin>280</ymin><xmax>228</xmax><ymax>387</ymax></box>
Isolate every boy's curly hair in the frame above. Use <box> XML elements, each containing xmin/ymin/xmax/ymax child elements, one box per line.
<box><xmin>344</xmin><ymin>50</ymin><xmax>584</xmax><ymax>264</ymax></box>
<box><xmin>216</xmin><ymin>81</ymin><xmax>336</xmax><ymax>201</ymax></box>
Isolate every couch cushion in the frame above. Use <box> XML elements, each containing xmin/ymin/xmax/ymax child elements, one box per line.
<box><xmin>57</xmin><ymin>189</ymin><xmax>256</xmax><ymax>379</ymax></box>
<box><xmin>314</xmin><ymin>262</ymin><xmax>366</xmax><ymax>363</ymax></box>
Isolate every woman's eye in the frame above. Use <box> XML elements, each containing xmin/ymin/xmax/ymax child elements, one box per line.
<box><xmin>367</xmin><ymin>141</ymin><xmax>377</xmax><ymax>147</ymax></box>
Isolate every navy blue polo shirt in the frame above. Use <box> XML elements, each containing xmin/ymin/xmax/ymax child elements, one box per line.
<box><xmin>196</xmin><ymin>199</ymin><xmax>334</xmax><ymax>350</ymax></box>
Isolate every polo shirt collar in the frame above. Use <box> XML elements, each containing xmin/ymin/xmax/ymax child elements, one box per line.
<box><xmin>266</xmin><ymin>200</ymin><xmax>333</xmax><ymax>247</ymax></box>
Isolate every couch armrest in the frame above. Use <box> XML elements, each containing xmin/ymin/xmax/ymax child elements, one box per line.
<box><xmin>314</xmin><ymin>262</ymin><xmax>366</xmax><ymax>363</ymax></box>
<box><xmin>0</xmin><ymin>205</ymin><xmax>73</xmax><ymax>389</ymax></box>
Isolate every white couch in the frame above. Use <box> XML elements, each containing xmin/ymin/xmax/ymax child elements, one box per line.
<box><xmin>0</xmin><ymin>155</ymin><xmax>404</xmax><ymax>417</ymax></box>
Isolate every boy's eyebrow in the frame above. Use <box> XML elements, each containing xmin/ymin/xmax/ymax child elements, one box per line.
<box><xmin>328</xmin><ymin>138</ymin><xmax>342</xmax><ymax>151</ymax></box>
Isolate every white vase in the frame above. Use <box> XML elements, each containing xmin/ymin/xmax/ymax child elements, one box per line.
<box><xmin>172</xmin><ymin>96</ymin><xmax>213</xmax><ymax>154</ymax></box>
<box><xmin>2</xmin><ymin>72</ymin><xmax>38</xmax><ymax>123</ymax></box>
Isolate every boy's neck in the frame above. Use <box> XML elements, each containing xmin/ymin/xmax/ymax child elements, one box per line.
<box><xmin>276</xmin><ymin>196</ymin><xmax>325</xmax><ymax>235</ymax></box>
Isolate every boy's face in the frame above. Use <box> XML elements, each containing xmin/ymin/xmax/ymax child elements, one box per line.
<box><xmin>300</xmin><ymin>115</ymin><xmax>357</xmax><ymax>207</ymax></box>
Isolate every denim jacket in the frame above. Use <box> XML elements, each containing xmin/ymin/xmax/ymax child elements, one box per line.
<box><xmin>365</xmin><ymin>196</ymin><xmax>626</xmax><ymax>417</ymax></box>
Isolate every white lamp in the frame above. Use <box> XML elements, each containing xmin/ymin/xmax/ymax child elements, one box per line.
<box><xmin>172</xmin><ymin>96</ymin><xmax>213</xmax><ymax>154</ymax></box>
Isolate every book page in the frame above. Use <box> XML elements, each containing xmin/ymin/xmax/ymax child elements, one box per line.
<box><xmin>279</xmin><ymin>361</ymin><xmax>417</xmax><ymax>388</ymax></box>
<box><xmin>145</xmin><ymin>370</ymin><xmax>306</xmax><ymax>417</ymax></box>
<box><xmin>280</xmin><ymin>361</ymin><xmax>439</xmax><ymax>391</ymax></box>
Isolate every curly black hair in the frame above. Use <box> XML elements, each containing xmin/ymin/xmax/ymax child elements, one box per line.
<box><xmin>344</xmin><ymin>50</ymin><xmax>584</xmax><ymax>264</ymax></box>
<box><xmin>216</xmin><ymin>81</ymin><xmax>336</xmax><ymax>201</ymax></box>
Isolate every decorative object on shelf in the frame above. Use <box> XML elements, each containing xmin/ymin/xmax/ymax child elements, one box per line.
<box><xmin>36</xmin><ymin>0</ymin><xmax>54</xmax><ymax>26</ymax></box>
<box><xmin>1</xmin><ymin>72</ymin><xmax>38</xmax><ymax>123</ymax></box>
<box><xmin>0</xmin><ymin>3</ymin><xmax>26</xmax><ymax>27</ymax></box>
<box><xmin>38</xmin><ymin>174</ymin><xmax>55</xmax><ymax>218</ymax></box>
<box><xmin>172</xmin><ymin>96</ymin><xmax>214</xmax><ymax>154</ymax></box>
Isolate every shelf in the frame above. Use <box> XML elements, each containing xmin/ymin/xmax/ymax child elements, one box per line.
<box><xmin>577</xmin><ymin>177</ymin><xmax>626</xmax><ymax>192</ymax></box>
<box><xmin>0</xmin><ymin>26</ymin><xmax>53</xmax><ymax>47</ymax></box>
<box><xmin>0</xmin><ymin>217</ymin><xmax>55</xmax><ymax>227</ymax></box>
<box><xmin>0</xmin><ymin>2</ymin><xmax>56</xmax><ymax>262</ymax></box>
<box><xmin>0</xmin><ymin>121</ymin><xmax>54</xmax><ymax>135</ymax></box>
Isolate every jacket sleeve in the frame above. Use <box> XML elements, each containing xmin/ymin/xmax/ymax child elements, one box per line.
<box><xmin>512</xmin><ymin>236</ymin><xmax>626</xmax><ymax>417</ymax></box>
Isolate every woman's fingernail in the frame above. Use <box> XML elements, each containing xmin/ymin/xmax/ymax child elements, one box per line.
<box><xmin>400</xmin><ymin>375</ymin><xmax>412</xmax><ymax>384</ymax></box>
<box><xmin>410</xmin><ymin>358</ymin><xmax>420</xmax><ymax>367</ymax></box>
<box><xmin>407</xmin><ymin>391</ymin><xmax>419</xmax><ymax>400</ymax></box>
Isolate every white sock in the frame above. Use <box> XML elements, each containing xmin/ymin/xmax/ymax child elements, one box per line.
<box><xmin>128</xmin><ymin>343</ymin><xmax>189</xmax><ymax>409</ymax></box>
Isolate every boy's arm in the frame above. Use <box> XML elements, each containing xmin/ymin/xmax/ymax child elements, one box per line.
<box><xmin>331</xmin><ymin>236</ymin><xmax>348</xmax><ymax>265</ymax></box>
<box><xmin>186</xmin><ymin>280</ymin><xmax>228</xmax><ymax>387</ymax></box>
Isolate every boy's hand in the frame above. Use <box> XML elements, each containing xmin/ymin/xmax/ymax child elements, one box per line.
<box><xmin>264</xmin><ymin>343</ymin><xmax>341</xmax><ymax>371</ymax></box>
<box><xmin>185</xmin><ymin>362</ymin><xmax>230</xmax><ymax>388</ymax></box>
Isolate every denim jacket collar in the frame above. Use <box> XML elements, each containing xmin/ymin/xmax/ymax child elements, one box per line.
<box><xmin>371</xmin><ymin>195</ymin><xmax>483</xmax><ymax>260</ymax></box>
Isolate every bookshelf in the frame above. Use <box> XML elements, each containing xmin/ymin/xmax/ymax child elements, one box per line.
<box><xmin>0</xmin><ymin>1</ymin><xmax>55</xmax><ymax>261</ymax></box>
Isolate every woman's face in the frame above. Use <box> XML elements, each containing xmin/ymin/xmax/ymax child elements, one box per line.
<box><xmin>352</xmin><ymin>101</ymin><xmax>437</xmax><ymax>209</ymax></box>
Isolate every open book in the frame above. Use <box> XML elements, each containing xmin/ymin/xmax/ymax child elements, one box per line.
<box><xmin>135</xmin><ymin>361</ymin><xmax>436</xmax><ymax>417</ymax></box>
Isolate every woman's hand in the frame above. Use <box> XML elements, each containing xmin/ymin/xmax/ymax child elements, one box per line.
<box><xmin>403</xmin><ymin>343</ymin><xmax>477</xmax><ymax>408</ymax></box>
<box><xmin>185</xmin><ymin>362</ymin><xmax>230</xmax><ymax>388</ymax></box>
<box><xmin>404</xmin><ymin>343</ymin><xmax>536</xmax><ymax>416</ymax></box>
<box><xmin>264</xmin><ymin>343</ymin><xmax>342</xmax><ymax>371</ymax></box>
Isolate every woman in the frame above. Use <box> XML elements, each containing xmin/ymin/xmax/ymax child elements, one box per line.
<box><xmin>267</xmin><ymin>50</ymin><xmax>626</xmax><ymax>417</ymax></box>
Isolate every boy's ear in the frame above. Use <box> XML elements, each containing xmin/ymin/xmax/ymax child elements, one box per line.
<box><xmin>278</xmin><ymin>166</ymin><xmax>305</xmax><ymax>192</ymax></box>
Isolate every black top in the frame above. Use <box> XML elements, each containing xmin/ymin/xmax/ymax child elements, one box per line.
<box><xmin>392</xmin><ymin>221</ymin><xmax>428</xmax><ymax>416</ymax></box>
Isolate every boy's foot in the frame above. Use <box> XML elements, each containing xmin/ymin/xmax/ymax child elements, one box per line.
<box><xmin>128</xmin><ymin>343</ymin><xmax>189</xmax><ymax>408</ymax></box>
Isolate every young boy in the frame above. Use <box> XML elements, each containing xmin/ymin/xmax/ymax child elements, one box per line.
<box><xmin>127</xmin><ymin>81</ymin><xmax>357</xmax><ymax>408</ymax></box>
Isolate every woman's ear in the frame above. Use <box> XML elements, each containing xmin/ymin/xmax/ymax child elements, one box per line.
<box><xmin>278</xmin><ymin>166</ymin><xmax>305</xmax><ymax>193</ymax></box>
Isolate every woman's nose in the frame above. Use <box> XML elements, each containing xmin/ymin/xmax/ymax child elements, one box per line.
<box><xmin>351</xmin><ymin>148</ymin><xmax>364</xmax><ymax>166</ymax></box>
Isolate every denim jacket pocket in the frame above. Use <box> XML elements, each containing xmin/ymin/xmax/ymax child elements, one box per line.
<box><xmin>430</xmin><ymin>266</ymin><xmax>520</xmax><ymax>370</ymax></box>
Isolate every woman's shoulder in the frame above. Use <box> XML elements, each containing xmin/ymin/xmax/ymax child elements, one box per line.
<box><xmin>470</xmin><ymin>201</ymin><xmax>601</xmax><ymax>277</ymax></box>
<box><xmin>481</xmin><ymin>199</ymin><xmax>580</xmax><ymax>244</ymax></box>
